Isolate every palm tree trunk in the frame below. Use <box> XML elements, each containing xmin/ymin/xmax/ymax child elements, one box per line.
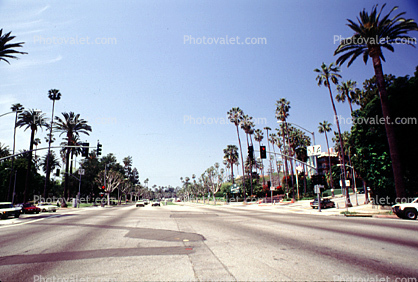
<box><xmin>236</xmin><ymin>125</ymin><xmax>246</xmax><ymax>201</ymax></box>
<box><xmin>324</xmin><ymin>132</ymin><xmax>334</xmax><ymax>197</ymax></box>
<box><xmin>327</xmin><ymin>81</ymin><xmax>352</xmax><ymax>207</ymax></box>
<box><xmin>371</xmin><ymin>53</ymin><xmax>406</xmax><ymax>201</ymax></box>
<box><xmin>230</xmin><ymin>162</ymin><xmax>234</xmax><ymax>185</ymax></box>
<box><xmin>7</xmin><ymin>112</ymin><xmax>19</xmax><ymax>202</ymax></box>
<box><xmin>23</xmin><ymin>129</ymin><xmax>35</xmax><ymax>203</ymax></box>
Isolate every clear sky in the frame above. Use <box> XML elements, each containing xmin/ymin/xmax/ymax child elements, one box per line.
<box><xmin>1</xmin><ymin>0</ymin><xmax>418</xmax><ymax>189</ymax></box>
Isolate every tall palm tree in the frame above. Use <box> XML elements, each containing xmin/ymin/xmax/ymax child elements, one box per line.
<box><xmin>55</xmin><ymin>112</ymin><xmax>92</xmax><ymax>204</ymax></box>
<box><xmin>0</xmin><ymin>29</ymin><xmax>27</xmax><ymax>64</ymax></box>
<box><xmin>336</xmin><ymin>80</ymin><xmax>358</xmax><ymax>113</ymax></box>
<box><xmin>227</xmin><ymin>107</ymin><xmax>246</xmax><ymax>201</ymax></box>
<box><xmin>318</xmin><ymin>121</ymin><xmax>334</xmax><ymax>196</ymax></box>
<box><xmin>16</xmin><ymin>109</ymin><xmax>47</xmax><ymax>202</ymax></box>
<box><xmin>314</xmin><ymin>62</ymin><xmax>351</xmax><ymax>207</ymax></box>
<box><xmin>44</xmin><ymin>89</ymin><xmax>61</xmax><ymax>198</ymax></box>
<box><xmin>275</xmin><ymin>99</ymin><xmax>291</xmax><ymax>194</ymax></box>
<box><xmin>223</xmin><ymin>145</ymin><xmax>238</xmax><ymax>185</ymax></box>
<box><xmin>7</xmin><ymin>103</ymin><xmax>24</xmax><ymax>201</ymax></box>
<box><xmin>264</xmin><ymin>127</ymin><xmax>273</xmax><ymax>187</ymax></box>
<box><xmin>241</xmin><ymin>115</ymin><xmax>255</xmax><ymax>196</ymax></box>
<box><xmin>334</xmin><ymin>4</ymin><xmax>418</xmax><ymax>200</ymax></box>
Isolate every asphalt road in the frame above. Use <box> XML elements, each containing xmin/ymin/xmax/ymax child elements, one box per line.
<box><xmin>0</xmin><ymin>203</ymin><xmax>417</xmax><ymax>282</ymax></box>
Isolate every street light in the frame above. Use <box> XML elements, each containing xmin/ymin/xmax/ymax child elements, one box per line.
<box><xmin>5</xmin><ymin>104</ymin><xmax>24</xmax><ymax>202</ymax></box>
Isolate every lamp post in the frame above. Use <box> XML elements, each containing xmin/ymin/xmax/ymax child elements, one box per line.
<box><xmin>44</xmin><ymin>90</ymin><xmax>61</xmax><ymax>198</ymax></box>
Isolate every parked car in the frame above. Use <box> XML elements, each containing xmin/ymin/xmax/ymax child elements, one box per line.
<box><xmin>36</xmin><ymin>203</ymin><xmax>57</xmax><ymax>212</ymax></box>
<box><xmin>136</xmin><ymin>200</ymin><xmax>145</xmax><ymax>207</ymax></box>
<box><xmin>310</xmin><ymin>198</ymin><xmax>335</xmax><ymax>209</ymax></box>
<box><xmin>392</xmin><ymin>198</ymin><xmax>418</xmax><ymax>220</ymax></box>
<box><xmin>0</xmin><ymin>202</ymin><xmax>21</xmax><ymax>219</ymax></box>
<box><xmin>152</xmin><ymin>200</ymin><xmax>161</xmax><ymax>207</ymax></box>
<box><xmin>17</xmin><ymin>203</ymin><xmax>41</xmax><ymax>214</ymax></box>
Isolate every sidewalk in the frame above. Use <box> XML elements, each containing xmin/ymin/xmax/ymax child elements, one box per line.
<box><xmin>183</xmin><ymin>194</ymin><xmax>398</xmax><ymax>219</ymax></box>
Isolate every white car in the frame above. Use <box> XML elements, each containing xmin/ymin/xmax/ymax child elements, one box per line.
<box><xmin>37</xmin><ymin>203</ymin><xmax>57</xmax><ymax>212</ymax></box>
<box><xmin>392</xmin><ymin>198</ymin><xmax>418</xmax><ymax>220</ymax></box>
<box><xmin>0</xmin><ymin>202</ymin><xmax>21</xmax><ymax>219</ymax></box>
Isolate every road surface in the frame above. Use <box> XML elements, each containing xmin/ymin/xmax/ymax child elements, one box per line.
<box><xmin>0</xmin><ymin>203</ymin><xmax>417</xmax><ymax>281</ymax></box>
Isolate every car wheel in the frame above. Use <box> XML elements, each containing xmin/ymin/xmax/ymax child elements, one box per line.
<box><xmin>15</xmin><ymin>213</ymin><xmax>20</xmax><ymax>218</ymax></box>
<box><xmin>53</xmin><ymin>210</ymin><xmax>56</xmax><ymax>212</ymax></box>
<box><xmin>404</xmin><ymin>209</ymin><xmax>417</xmax><ymax>220</ymax></box>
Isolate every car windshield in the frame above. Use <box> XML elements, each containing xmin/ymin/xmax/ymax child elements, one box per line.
<box><xmin>0</xmin><ymin>204</ymin><xmax>13</xmax><ymax>209</ymax></box>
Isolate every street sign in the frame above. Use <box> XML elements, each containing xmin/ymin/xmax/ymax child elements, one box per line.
<box><xmin>339</xmin><ymin>180</ymin><xmax>350</xmax><ymax>187</ymax></box>
<box><xmin>270</xmin><ymin>186</ymin><xmax>275</xmax><ymax>191</ymax></box>
<box><xmin>314</xmin><ymin>185</ymin><xmax>324</xmax><ymax>194</ymax></box>
<box><xmin>78</xmin><ymin>169</ymin><xmax>85</xmax><ymax>175</ymax></box>
<box><xmin>307</xmin><ymin>145</ymin><xmax>321</xmax><ymax>156</ymax></box>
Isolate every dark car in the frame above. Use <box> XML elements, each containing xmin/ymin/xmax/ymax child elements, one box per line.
<box><xmin>310</xmin><ymin>198</ymin><xmax>335</xmax><ymax>209</ymax></box>
<box><xmin>17</xmin><ymin>203</ymin><xmax>41</xmax><ymax>214</ymax></box>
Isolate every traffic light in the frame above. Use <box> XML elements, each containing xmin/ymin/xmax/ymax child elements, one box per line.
<box><xmin>248</xmin><ymin>145</ymin><xmax>254</xmax><ymax>161</ymax></box>
<box><xmin>97</xmin><ymin>142</ymin><xmax>102</xmax><ymax>156</ymax></box>
<box><xmin>81</xmin><ymin>142</ymin><xmax>89</xmax><ymax>157</ymax></box>
<box><xmin>102</xmin><ymin>185</ymin><xmax>105</xmax><ymax>190</ymax></box>
<box><xmin>260</xmin><ymin>146</ymin><xmax>266</xmax><ymax>159</ymax></box>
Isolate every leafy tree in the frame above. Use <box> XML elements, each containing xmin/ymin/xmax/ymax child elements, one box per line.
<box><xmin>223</xmin><ymin>145</ymin><xmax>238</xmax><ymax>184</ymax></box>
<box><xmin>96</xmin><ymin>169</ymin><xmax>124</xmax><ymax>206</ymax></box>
<box><xmin>351</xmin><ymin>68</ymin><xmax>418</xmax><ymax>202</ymax></box>
<box><xmin>334</xmin><ymin>4</ymin><xmax>418</xmax><ymax>200</ymax></box>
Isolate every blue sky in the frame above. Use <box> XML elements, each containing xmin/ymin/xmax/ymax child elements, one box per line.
<box><xmin>1</xmin><ymin>0</ymin><xmax>418</xmax><ymax>189</ymax></box>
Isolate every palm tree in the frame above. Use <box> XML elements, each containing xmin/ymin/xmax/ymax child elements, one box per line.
<box><xmin>227</xmin><ymin>107</ymin><xmax>246</xmax><ymax>201</ymax></box>
<box><xmin>44</xmin><ymin>89</ymin><xmax>61</xmax><ymax>198</ymax></box>
<box><xmin>55</xmin><ymin>112</ymin><xmax>92</xmax><ymax>204</ymax></box>
<box><xmin>275</xmin><ymin>99</ymin><xmax>291</xmax><ymax>194</ymax></box>
<box><xmin>314</xmin><ymin>62</ymin><xmax>351</xmax><ymax>207</ymax></box>
<box><xmin>16</xmin><ymin>109</ymin><xmax>47</xmax><ymax>202</ymax></box>
<box><xmin>241</xmin><ymin>115</ymin><xmax>255</xmax><ymax>196</ymax></box>
<box><xmin>318</xmin><ymin>121</ymin><xmax>334</xmax><ymax>196</ymax></box>
<box><xmin>223</xmin><ymin>145</ymin><xmax>238</xmax><ymax>185</ymax></box>
<box><xmin>334</xmin><ymin>4</ymin><xmax>418</xmax><ymax>200</ymax></box>
<box><xmin>0</xmin><ymin>29</ymin><xmax>27</xmax><ymax>64</ymax></box>
<box><xmin>41</xmin><ymin>151</ymin><xmax>61</xmax><ymax>174</ymax></box>
<box><xmin>7</xmin><ymin>103</ymin><xmax>24</xmax><ymax>201</ymax></box>
<box><xmin>336</xmin><ymin>80</ymin><xmax>358</xmax><ymax>113</ymax></box>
